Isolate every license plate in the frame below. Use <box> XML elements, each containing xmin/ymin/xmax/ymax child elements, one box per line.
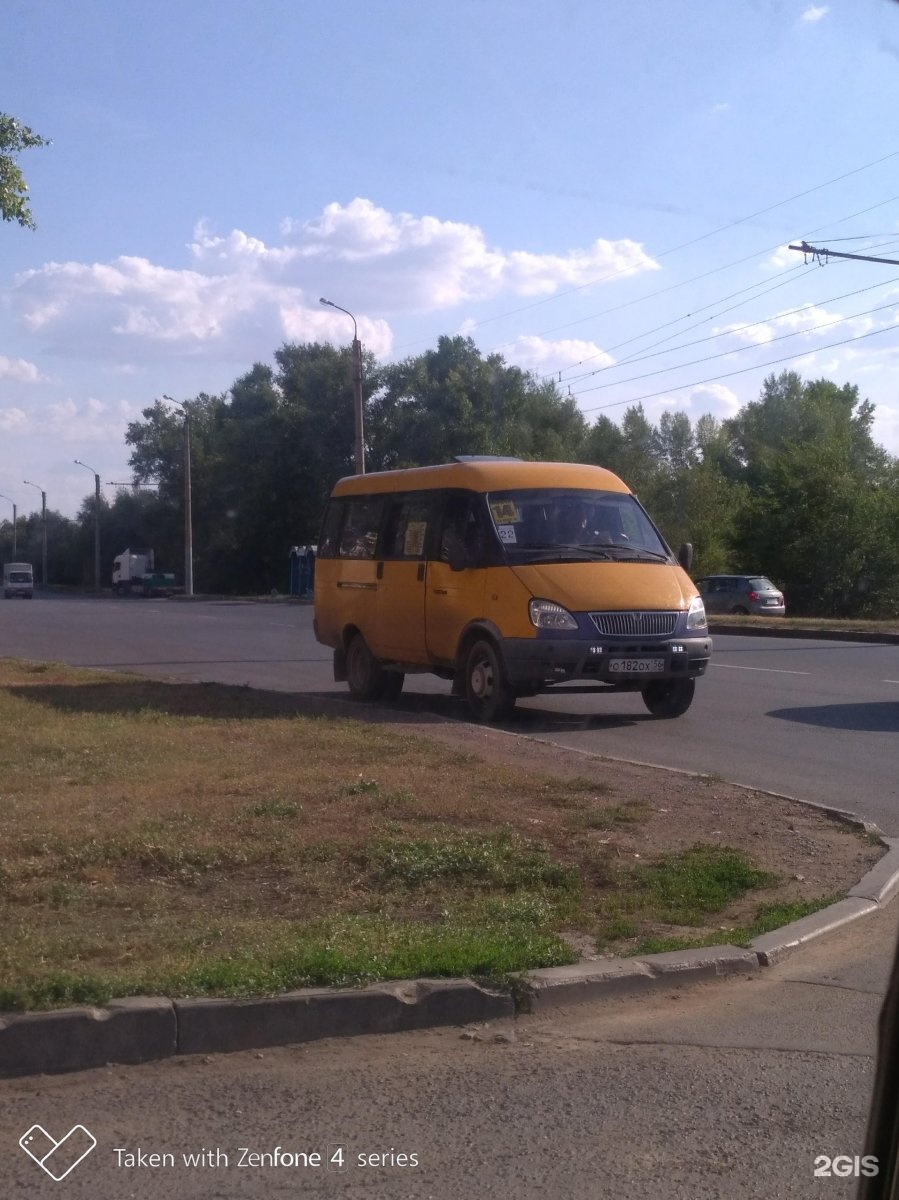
<box><xmin>608</xmin><ymin>658</ymin><xmax>665</xmax><ymax>674</ymax></box>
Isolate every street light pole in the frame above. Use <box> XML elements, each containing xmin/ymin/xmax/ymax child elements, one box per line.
<box><xmin>23</xmin><ymin>480</ymin><xmax>47</xmax><ymax>586</ymax></box>
<box><xmin>319</xmin><ymin>298</ymin><xmax>365</xmax><ymax>475</ymax></box>
<box><xmin>164</xmin><ymin>396</ymin><xmax>194</xmax><ymax>597</ymax></box>
<box><xmin>74</xmin><ymin>460</ymin><xmax>101</xmax><ymax>590</ymax></box>
<box><xmin>0</xmin><ymin>494</ymin><xmax>17</xmax><ymax>559</ymax></box>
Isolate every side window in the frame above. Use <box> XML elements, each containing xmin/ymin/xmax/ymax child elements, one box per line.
<box><xmin>317</xmin><ymin>500</ymin><xmax>345</xmax><ymax>559</ymax></box>
<box><xmin>382</xmin><ymin>494</ymin><xmax>435</xmax><ymax>559</ymax></box>
<box><xmin>439</xmin><ymin>492</ymin><xmax>502</xmax><ymax>567</ymax></box>
<box><xmin>338</xmin><ymin>496</ymin><xmax>384</xmax><ymax>559</ymax></box>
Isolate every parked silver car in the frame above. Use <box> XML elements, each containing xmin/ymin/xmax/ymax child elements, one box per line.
<box><xmin>695</xmin><ymin>574</ymin><xmax>785</xmax><ymax>617</ymax></box>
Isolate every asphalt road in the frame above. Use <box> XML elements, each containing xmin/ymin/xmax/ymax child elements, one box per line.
<box><xmin>3</xmin><ymin>593</ymin><xmax>898</xmax><ymax>831</ymax></box>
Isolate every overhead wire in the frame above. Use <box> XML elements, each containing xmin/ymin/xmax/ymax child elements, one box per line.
<box><xmin>577</xmin><ymin>320</ymin><xmax>899</xmax><ymax>416</ymax></box>
<box><xmin>567</xmin><ymin>295</ymin><xmax>899</xmax><ymax>397</ymax></box>
<box><xmin>557</xmin><ymin>270</ymin><xmax>899</xmax><ymax>387</ymax></box>
<box><xmin>525</xmin><ymin>192</ymin><xmax>899</xmax><ymax>376</ymax></box>
<box><xmin>392</xmin><ymin>149</ymin><xmax>899</xmax><ymax>355</ymax></box>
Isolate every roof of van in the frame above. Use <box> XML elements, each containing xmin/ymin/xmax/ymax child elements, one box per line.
<box><xmin>329</xmin><ymin>460</ymin><xmax>631</xmax><ymax>496</ymax></box>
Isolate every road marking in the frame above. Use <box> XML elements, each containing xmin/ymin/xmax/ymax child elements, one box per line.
<box><xmin>883</xmin><ymin>679</ymin><xmax>899</xmax><ymax>684</ymax></box>
<box><xmin>711</xmin><ymin>663</ymin><xmax>810</xmax><ymax>675</ymax></box>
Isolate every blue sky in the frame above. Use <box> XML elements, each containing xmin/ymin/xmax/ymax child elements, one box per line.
<box><xmin>4</xmin><ymin>0</ymin><xmax>899</xmax><ymax>518</ymax></box>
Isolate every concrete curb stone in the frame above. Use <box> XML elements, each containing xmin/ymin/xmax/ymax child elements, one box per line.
<box><xmin>175</xmin><ymin>979</ymin><xmax>514</xmax><ymax>1057</ymax></box>
<box><xmin>0</xmin><ymin>997</ymin><xmax>176</xmax><ymax>1077</ymax></box>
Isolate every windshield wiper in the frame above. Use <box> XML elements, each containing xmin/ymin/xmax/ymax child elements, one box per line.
<box><xmin>584</xmin><ymin>542</ymin><xmax>670</xmax><ymax>562</ymax></box>
<box><xmin>508</xmin><ymin>542</ymin><xmax>613</xmax><ymax>561</ymax></box>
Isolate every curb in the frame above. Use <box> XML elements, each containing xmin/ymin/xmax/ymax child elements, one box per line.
<box><xmin>708</xmin><ymin>621</ymin><xmax>899</xmax><ymax>645</ymax></box>
<box><xmin>3</xmin><ymin>843</ymin><xmax>898</xmax><ymax>1080</ymax></box>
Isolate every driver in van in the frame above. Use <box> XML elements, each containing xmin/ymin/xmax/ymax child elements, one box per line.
<box><xmin>556</xmin><ymin>498</ymin><xmax>608</xmax><ymax>545</ymax></box>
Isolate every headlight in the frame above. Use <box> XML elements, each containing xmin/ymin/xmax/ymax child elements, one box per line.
<box><xmin>529</xmin><ymin>598</ymin><xmax>578</xmax><ymax>630</ymax></box>
<box><xmin>686</xmin><ymin>595</ymin><xmax>707</xmax><ymax>629</ymax></box>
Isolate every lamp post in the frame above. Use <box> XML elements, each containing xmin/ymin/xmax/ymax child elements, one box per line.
<box><xmin>319</xmin><ymin>298</ymin><xmax>365</xmax><ymax>475</ymax></box>
<box><xmin>23</xmin><ymin>480</ymin><xmax>47</xmax><ymax>586</ymax></box>
<box><xmin>0</xmin><ymin>493</ymin><xmax>16</xmax><ymax>559</ymax></box>
<box><xmin>74</xmin><ymin>460</ymin><xmax>101</xmax><ymax>590</ymax></box>
<box><xmin>164</xmin><ymin>396</ymin><xmax>194</xmax><ymax>597</ymax></box>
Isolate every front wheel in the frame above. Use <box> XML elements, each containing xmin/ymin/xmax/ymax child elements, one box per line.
<box><xmin>345</xmin><ymin>633</ymin><xmax>388</xmax><ymax>701</ymax></box>
<box><xmin>642</xmin><ymin>678</ymin><xmax>695</xmax><ymax>719</ymax></box>
<box><xmin>381</xmin><ymin>672</ymin><xmax>405</xmax><ymax>701</ymax></box>
<box><xmin>465</xmin><ymin>639</ymin><xmax>516</xmax><ymax>723</ymax></box>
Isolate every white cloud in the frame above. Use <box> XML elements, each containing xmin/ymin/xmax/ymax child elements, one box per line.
<box><xmin>640</xmin><ymin>382</ymin><xmax>740</xmax><ymax>423</ymax></box>
<box><xmin>763</xmin><ymin>244</ymin><xmax>800</xmax><ymax>271</ymax></box>
<box><xmin>686</xmin><ymin>382</ymin><xmax>741</xmax><ymax>417</ymax></box>
<box><xmin>800</xmin><ymin>5</ymin><xmax>829</xmax><ymax>23</ymax></box>
<box><xmin>505</xmin><ymin>335</ymin><xmax>615</xmax><ymax>376</ymax></box>
<box><xmin>717</xmin><ymin>303</ymin><xmax>875</xmax><ymax>347</ymax></box>
<box><xmin>13</xmin><ymin>199</ymin><xmax>656</xmax><ymax>368</ymax></box>
<box><xmin>0</xmin><ymin>406</ymin><xmax>28</xmax><ymax>432</ymax></box>
<box><xmin>0</xmin><ymin>355</ymin><xmax>43</xmax><ymax>383</ymax></box>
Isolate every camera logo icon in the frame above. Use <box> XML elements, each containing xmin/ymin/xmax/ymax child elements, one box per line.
<box><xmin>19</xmin><ymin>1125</ymin><xmax>97</xmax><ymax>1181</ymax></box>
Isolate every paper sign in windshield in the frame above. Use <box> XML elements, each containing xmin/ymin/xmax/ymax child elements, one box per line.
<box><xmin>490</xmin><ymin>501</ymin><xmax>520</xmax><ymax>524</ymax></box>
<box><xmin>497</xmin><ymin>525</ymin><xmax>517</xmax><ymax>544</ymax></box>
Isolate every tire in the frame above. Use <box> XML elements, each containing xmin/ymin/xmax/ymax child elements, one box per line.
<box><xmin>730</xmin><ymin>605</ymin><xmax>749</xmax><ymax>615</ymax></box>
<box><xmin>381</xmin><ymin>672</ymin><xmax>405</xmax><ymax>701</ymax></box>
<box><xmin>464</xmin><ymin>639</ymin><xmax>516</xmax><ymax>723</ymax></box>
<box><xmin>642</xmin><ymin>678</ymin><xmax>695</xmax><ymax>719</ymax></box>
<box><xmin>345</xmin><ymin>633</ymin><xmax>388</xmax><ymax>701</ymax></box>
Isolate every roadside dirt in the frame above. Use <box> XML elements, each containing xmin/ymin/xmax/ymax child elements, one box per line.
<box><xmin>383</xmin><ymin>712</ymin><xmax>883</xmax><ymax>945</ymax></box>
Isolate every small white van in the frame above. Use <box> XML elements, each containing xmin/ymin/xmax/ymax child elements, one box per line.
<box><xmin>3</xmin><ymin>562</ymin><xmax>34</xmax><ymax>599</ymax></box>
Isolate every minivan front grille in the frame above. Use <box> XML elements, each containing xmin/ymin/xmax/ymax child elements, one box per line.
<box><xmin>589</xmin><ymin>610</ymin><xmax>679</xmax><ymax>638</ymax></box>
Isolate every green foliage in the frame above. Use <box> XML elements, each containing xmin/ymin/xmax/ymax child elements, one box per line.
<box><xmin>27</xmin><ymin>334</ymin><xmax>888</xmax><ymax>613</ymax></box>
<box><xmin>367</xmin><ymin>335</ymin><xmax>584</xmax><ymax>467</ymax></box>
<box><xmin>726</xmin><ymin>372</ymin><xmax>899</xmax><ymax>615</ymax></box>
<box><xmin>0</xmin><ymin>113</ymin><xmax>49</xmax><ymax>229</ymax></box>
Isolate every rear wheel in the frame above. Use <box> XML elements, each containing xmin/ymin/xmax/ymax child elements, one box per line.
<box><xmin>642</xmin><ymin>678</ymin><xmax>695</xmax><ymax>719</ymax></box>
<box><xmin>730</xmin><ymin>605</ymin><xmax>749</xmax><ymax>615</ymax></box>
<box><xmin>345</xmin><ymin>633</ymin><xmax>388</xmax><ymax>701</ymax></box>
<box><xmin>465</xmin><ymin>639</ymin><xmax>516</xmax><ymax>723</ymax></box>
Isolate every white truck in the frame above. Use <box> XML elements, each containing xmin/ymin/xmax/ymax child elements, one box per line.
<box><xmin>112</xmin><ymin>548</ymin><xmax>176</xmax><ymax>597</ymax></box>
<box><xmin>3</xmin><ymin>562</ymin><xmax>34</xmax><ymax>599</ymax></box>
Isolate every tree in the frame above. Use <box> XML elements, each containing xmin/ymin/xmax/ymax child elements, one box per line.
<box><xmin>0</xmin><ymin>114</ymin><xmax>49</xmax><ymax>229</ymax></box>
<box><xmin>367</xmin><ymin>336</ymin><xmax>580</xmax><ymax>468</ymax></box>
<box><xmin>727</xmin><ymin>373</ymin><xmax>898</xmax><ymax>615</ymax></box>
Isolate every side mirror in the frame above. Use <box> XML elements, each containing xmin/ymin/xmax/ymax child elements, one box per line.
<box><xmin>678</xmin><ymin>542</ymin><xmax>694</xmax><ymax>572</ymax></box>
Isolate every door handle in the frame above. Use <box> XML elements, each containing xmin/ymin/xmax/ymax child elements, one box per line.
<box><xmin>432</xmin><ymin>588</ymin><xmax>448</xmax><ymax>595</ymax></box>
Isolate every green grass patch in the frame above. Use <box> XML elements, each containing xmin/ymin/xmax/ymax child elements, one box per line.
<box><xmin>631</xmin><ymin>894</ymin><xmax>843</xmax><ymax>956</ymax></box>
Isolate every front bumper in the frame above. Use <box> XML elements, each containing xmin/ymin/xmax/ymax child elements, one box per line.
<box><xmin>500</xmin><ymin>634</ymin><xmax>712</xmax><ymax>690</ymax></box>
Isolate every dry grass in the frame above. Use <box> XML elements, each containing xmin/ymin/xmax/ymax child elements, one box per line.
<box><xmin>0</xmin><ymin>659</ymin><xmax>878</xmax><ymax>1009</ymax></box>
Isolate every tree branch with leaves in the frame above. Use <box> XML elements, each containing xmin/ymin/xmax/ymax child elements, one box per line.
<box><xmin>0</xmin><ymin>113</ymin><xmax>49</xmax><ymax>229</ymax></box>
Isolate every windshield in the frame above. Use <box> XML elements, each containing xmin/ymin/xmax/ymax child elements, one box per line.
<box><xmin>8</xmin><ymin>572</ymin><xmax>31</xmax><ymax>583</ymax></box>
<box><xmin>485</xmin><ymin>488</ymin><xmax>671</xmax><ymax>563</ymax></box>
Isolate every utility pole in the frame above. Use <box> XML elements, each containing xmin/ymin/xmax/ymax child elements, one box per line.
<box><xmin>789</xmin><ymin>241</ymin><xmax>899</xmax><ymax>268</ymax></box>
<box><xmin>23</xmin><ymin>480</ymin><xmax>47</xmax><ymax>586</ymax></box>
<box><xmin>163</xmin><ymin>396</ymin><xmax>194</xmax><ymax>597</ymax></box>
<box><xmin>319</xmin><ymin>298</ymin><xmax>365</xmax><ymax>474</ymax></box>
<box><xmin>74</xmin><ymin>460</ymin><xmax>101</xmax><ymax>590</ymax></box>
